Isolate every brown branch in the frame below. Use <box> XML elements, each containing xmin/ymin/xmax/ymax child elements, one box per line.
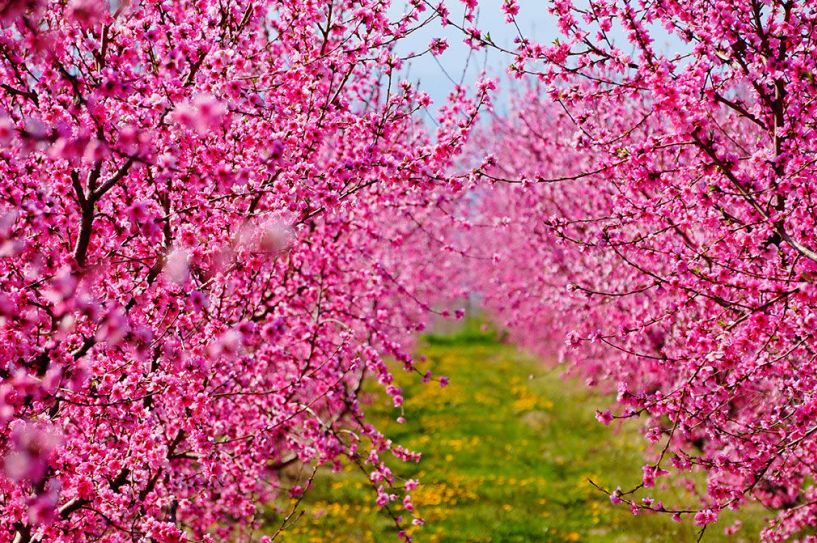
<box><xmin>713</xmin><ymin>92</ymin><xmax>766</xmax><ymax>129</ymax></box>
<box><xmin>73</xmin><ymin>158</ymin><xmax>135</xmax><ymax>267</ymax></box>
<box><xmin>1</xmin><ymin>83</ymin><xmax>38</xmax><ymax>106</ymax></box>
<box><xmin>73</xmin><ymin>197</ymin><xmax>96</xmax><ymax>267</ymax></box>
<box><xmin>93</xmin><ymin>157</ymin><xmax>135</xmax><ymax>200</ymax></box>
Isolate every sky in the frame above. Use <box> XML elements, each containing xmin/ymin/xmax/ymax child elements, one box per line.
<box><xmin>388</xmin><ymin>1</ymin><xmax>686</xmax><ymax>114</ymax></box>
<box><xmin>389</xmin><ymin>0</ymin><xmax>557</xmax><ymax>112</ymax></box>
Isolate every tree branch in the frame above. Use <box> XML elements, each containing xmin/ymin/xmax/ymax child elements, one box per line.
<box><xmin>73</xmin><ymin>157</ymin><xmax>135</xmax><ymax>267</ymax></box>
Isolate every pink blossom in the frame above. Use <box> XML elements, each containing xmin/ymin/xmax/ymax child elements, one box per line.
<box><xmin>288</xmin><ymin>485</ymin><xmax>303</xmax><ymax>498</ymax></box>
<box><xmin>171</xmin><ymin>94</ymin><xmax>228</xmax><ymax>136</ymax></box>
<box><xmin>3</xmin><ymin>421</ymin><xmax>61</xmax><ymax>483</ymax></box>
<box><xmin>164</xmin><ymin>247</ymin><xmax>190</xmax><ymax>284</ymax></box>
<box><xmin>258</xmin><ymin>219</ymin><xmax>292</xmax><ymax>254</ymax></box>
<box><xmin>66</xmin><ymin>0</ymin><xmax>106</xmax><ymax>27</ymax></box>
<box><xmin>501</xmin><ymin>0</ymin><xmax>519</xmax><ymax>22</ymax></box>
<box><xmin>0</xmin><ymin>115</ymin><xmax>14</xmax><ymax>144</ymax></box>
<box><xmin>429</xmin><ymin>37</ymin><xmax>448</xmax><ymax>56</ymax></box>
<box><xmin>695</xmin><ymin>509</ymin><xmax>718</xmax><ymax>526</ymax></box>
<box><xmin>724</xmin><ymin>520</ymin><xmax>742</xmax><ymax>536</ymax></box>
<box><xmin>0</xmin><ymin>0</ymin><xmax>43</xmax><ymax>25</ymax></box>
<box><xmin>595</xmin><ymin>410</ymin><xmax>613</xmax><ymax>426</ymax></box>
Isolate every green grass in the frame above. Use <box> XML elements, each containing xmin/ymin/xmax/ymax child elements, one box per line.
<box><xmin>265</xmin><ymin>323</ymin><xmax>765</xmax><ymax>542</ymax></box>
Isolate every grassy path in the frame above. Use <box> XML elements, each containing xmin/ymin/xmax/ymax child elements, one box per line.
<box><xmin>267</xmin><ymin>327</ymin><xmax>762</xmax><ymax>542</ymax></box>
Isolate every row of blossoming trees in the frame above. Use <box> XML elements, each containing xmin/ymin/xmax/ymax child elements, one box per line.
<box><xmin>461</xmin><ymin>0</ymin><xmax>817</xmax><ymax>540</ymax></box>
<box><xmin>2</xmin><ymin>0</ymin><xmax>817</xmax><ymax>541</ymax></box>
<box><xmin>0</xmin><ymin>0</ymin><xmax>489</xmax><ymax>541</ymax></box>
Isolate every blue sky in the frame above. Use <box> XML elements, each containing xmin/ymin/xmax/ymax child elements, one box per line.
<box><xmin>388</xmin><ymin>0</ymin><xmax>686</xmax><ymax>114</ymax></box>
<box><xmin>390</xmin><ymin>1</ymin><xmax>557</xmax><ymax>110</ymax></box>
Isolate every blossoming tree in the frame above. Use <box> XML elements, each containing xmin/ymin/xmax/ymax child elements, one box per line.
<box><xmin>0</xmin><ymin>0</ymin><xmax>488</xmax><ymax>541</ymax></box>
<box><xmin>458</xmin><ymin>0</ymin><xmax>817</xmax><ymax>539</ymax></box>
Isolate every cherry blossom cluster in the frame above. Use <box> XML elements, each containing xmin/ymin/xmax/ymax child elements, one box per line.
<box><xmin>455</xmin><ymin>0</ymin><xmax>817</xmax><ymax>540</ymax></box>
<box><xmin>0</xmin><ymin>0</ymin><xmax>488</xmax><ymax>541</ymax></box>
